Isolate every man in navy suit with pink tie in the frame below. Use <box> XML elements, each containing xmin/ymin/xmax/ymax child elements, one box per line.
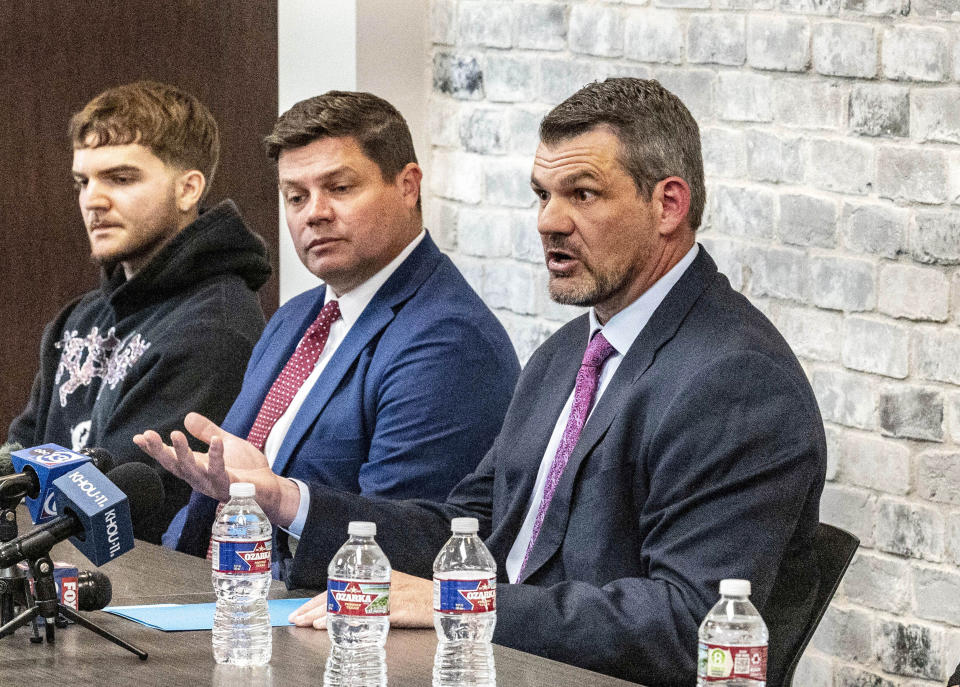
<box><xmin>141</xmin><ymin>79</ymin><xmax>825</xmax><ymax>686</ymax></box>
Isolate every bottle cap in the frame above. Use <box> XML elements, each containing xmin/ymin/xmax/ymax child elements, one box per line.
<box><xmin>451</xmin><ymin>517</ymin><xmax>479</xmax><ymax>534</ymax></box>
<box><xmin>229</xmin><ymin>482</ymin><xmax>255</xmax><ymax>498</ymax></box>
<box><xmin>719</xmin><ymin>579</ymin><xmax>751</xmax><ymax>597</ymax></box>
<box><xmin>348</xmin><ymin>521</ymin><xmax>376</xmax><ymax>537</ymax></box>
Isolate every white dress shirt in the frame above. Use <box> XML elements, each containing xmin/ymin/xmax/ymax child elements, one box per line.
<box><xmin>274</xmin><ymin>230</ymin><xmax>426</xmax><ymax>536</ymax></box>
<box><xmin>505</xmin><ymin>243</ymin><xmax>699</xmax><ymax>583</ymax></box>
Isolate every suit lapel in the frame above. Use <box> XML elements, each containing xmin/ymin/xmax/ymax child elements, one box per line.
<box><xmin>271</xmin><ymin>235</ymin><xmax>443</xmax><ymax>475</ymax></box>
<box><xmin>518</xmin><ymin>247</ymin><xmax>718</xmax><ymax>582</ymax></box>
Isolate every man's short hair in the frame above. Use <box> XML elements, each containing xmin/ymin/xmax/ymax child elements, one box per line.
<box><xmin>264</xmin><ymin>91</ymin><xmax>419</xmax><ymax>182</ymax></box>
<box><xmin>540</xmin><ymin>78</ymin><xmax>705</xmax><ymax>230</ymax></box>
<box><xmin>68</xmin><ymin>81</ymin><xmax>220</xmax><ymax>198</ymax></box>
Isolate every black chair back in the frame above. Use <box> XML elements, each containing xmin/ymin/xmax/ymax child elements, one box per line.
<box><xmin>781</xmin><ymin>522</ymin><xmax>859</xmax><ymax>686</ymax></box>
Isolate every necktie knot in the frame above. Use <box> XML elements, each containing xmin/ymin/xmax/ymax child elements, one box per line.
<box><xmin>306</xmin><ymin>299</ymin><xmax>341</xmax><ymax>337</ymax></box>
<box><xmin>582</xmin><ymin>331</ymin><xmax>615</xmax><ymax>368</ymax></box>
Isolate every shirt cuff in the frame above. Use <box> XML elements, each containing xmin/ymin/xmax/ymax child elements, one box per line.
<box><xmin>283</xmin><ymin>478</ymin><xmax>310</xmax><ymax>538</ymax></box>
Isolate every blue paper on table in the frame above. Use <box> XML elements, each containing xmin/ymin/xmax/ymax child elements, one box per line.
<box><xmin>104</xmin><ymin>598</ymin><xmax>312</xmax><ymax>631</ymax></box>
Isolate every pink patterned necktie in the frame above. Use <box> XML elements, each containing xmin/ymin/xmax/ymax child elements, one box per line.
<box><xmin>246</xmin><ymin>299</ymin><xmax>342</xmax><ymax>451</ymax></box>
<box><xmin>518</xmin><ymin>331</ymin><xmax>616</xmax><ymax>579</ymax></box>
<box><xmin>207</xmin><ymin>299</ymin><xmax>341</xmax><ymax>560</ymax></box>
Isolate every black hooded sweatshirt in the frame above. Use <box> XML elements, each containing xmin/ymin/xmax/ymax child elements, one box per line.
<box><xmin>8</xmin><ymin>200</ymin><xmax>271</xmax><ymax>542</ymax></box>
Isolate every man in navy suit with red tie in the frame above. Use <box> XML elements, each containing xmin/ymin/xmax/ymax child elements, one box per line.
<box><xmin>139</xmin><ymin>79</ymin><xmax>825</xmax><ymax>686</ymax></box>
<box><xmin>159</xmin><ymin>92</ymin><xmax>519</xmax><ymax>573</ymax></box>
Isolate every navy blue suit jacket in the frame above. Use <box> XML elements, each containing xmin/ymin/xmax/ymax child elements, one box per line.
<box><xmin>285</xmin><ymin>247</ymin><xmax>826</xmax><ymax>686</ymax></box>
<box><xmin>169</xmin><ymin>234</ymin><xmax>520</xmax><ymax>558</ymax></box>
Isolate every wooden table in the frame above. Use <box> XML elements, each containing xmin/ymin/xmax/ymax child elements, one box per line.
<box><xmin>0</xmin><ymin>521</ymin><xmax>639</xmax><ymax>686</ymax></box>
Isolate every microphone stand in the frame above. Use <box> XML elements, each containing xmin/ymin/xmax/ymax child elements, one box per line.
<box><xmin>0</xmin><ymin>550</ymin><xmax>147</xmax><ymax>660</ymax></box>
<box><xmin>0</xmin><ymin>491</ymin><xmax>41</xmax><ymax>643</ymax></box>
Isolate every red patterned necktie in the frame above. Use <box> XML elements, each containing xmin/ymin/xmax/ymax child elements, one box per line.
<box><xmin>246</xmin><ymin>299</ymin><xmax>341</xmax><ymax>450</ymax></box>
<box><xmin>206</xmin><ymin>299</ymin><xmax>341</xmax><ymax>560</ymax></box>
<box><xmin>517</xmin><ymin>331</ymin><xmax>616</xmax><ymax>579</ymax></box>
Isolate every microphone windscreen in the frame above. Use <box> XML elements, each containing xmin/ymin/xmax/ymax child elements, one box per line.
<box><xmin>0</xmin><ymin>443</ymin><xmax>23</xmax><ymax>476</ymax></box>
<box><xmin>105</xmin><ymin>463</ymin><xmax>165</xmax><ymax>542</ymax></box>
<box><xmin>78</xmin><ymin>447</ymin><xmax>115</xmax><ymax>474</ymax></box>
<box><xmin>76</xmin><ymin>569</ymin><xmax>112</xmax><ymax>611</ymax></box>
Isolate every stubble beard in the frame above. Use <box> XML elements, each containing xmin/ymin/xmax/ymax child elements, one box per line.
<box><xmin>89</xmin><ymin>202</ymin><xmax>181</xmax><ymax>270</ymax></box>
<box><xmin>90</xmin><ymin>188</ymin><xmax>180</xmax><ymax>268</ymax></box>
<box><xmin>92</xmin><ymin>231</ymin><xmax>169</xmax><ymax>268</ymax></box>
<box><xmin>547</xmin><ymin>263</ymin><xmax>633</xmax><ymax>308</ymax></box>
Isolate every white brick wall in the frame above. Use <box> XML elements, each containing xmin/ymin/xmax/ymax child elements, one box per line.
<box><xmin>426</xmin><ymin>2</ymin><xmax>960</xmax><ymax>683</ymax></box>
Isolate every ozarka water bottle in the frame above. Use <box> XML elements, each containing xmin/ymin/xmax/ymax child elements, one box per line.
<box><xmin>324</xmin><ymin>521</ymin><xmax>391</xmax><ymax>687</ymax></box>
<box><xmin>211</xmin><ymin>482</ymin><xmax>273</xmax><ymax>665</ymax></box>
<box><xmin>433</xmin><ymin>517</ymin><xmax>497</xmax><ymax>687</ymax></box>
<box><xmin>697</xmin><ymin>579</ymin><xmax>768</xmax><ymax>686</ymax></box>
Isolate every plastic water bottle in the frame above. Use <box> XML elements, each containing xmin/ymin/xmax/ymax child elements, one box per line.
<box><xmin>211</xmin><ymin>482</ymin><xmax>273</xmax><ymax>666</ymax></box>
<box><xmin>324</xmin><ymin>521</ymin><xmax>391</xmax><ymax>687</ymax></box>
<box><xmin>697</xmin><ymin>579</ymin><xmax>768</xmax><ymax>686</ymax></box>
<box><xmin>432</xmin><ymin>517</ymin><xmax>497</xmax><ymax>687</ymax></box>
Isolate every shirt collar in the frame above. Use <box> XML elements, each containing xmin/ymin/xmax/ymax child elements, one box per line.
<box><xmin>588</xmin><ymin>243</ymin><xmax>700</xmax><ymax>355</ymax></box>
<box><xmin>323</xmin><ymin>229</ymin><xmax>426</xmax><ymax>328</ymax></box>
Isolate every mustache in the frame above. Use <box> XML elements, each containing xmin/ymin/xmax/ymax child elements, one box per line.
<box><xmin>87</xmin><ymin>215</ymin><xmax>113</xmax><ymax>229</ymax></box>
<box><xmin>542</xmin><ymin>235</ymin><xmax>579</xmax><ymax>258</ymax></box>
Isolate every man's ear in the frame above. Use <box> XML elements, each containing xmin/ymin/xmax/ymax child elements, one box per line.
<box><xmin>653</xmin><ymin>176</ymin><xmax>691</xmax><ymax>236</ymax></box>
<box><xmin>176</xmin><ymin>170</ymin><xmax>207</xmax><ymax>213</ymax></box>
<box><xmin>396</xmin><ymin>162</ymin><xmax>423</xmax><ymax>210</ymax></box>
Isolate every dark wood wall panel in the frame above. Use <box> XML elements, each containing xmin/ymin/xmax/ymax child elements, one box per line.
<box><xmin>0</xmin><ymin>0</ymin><xmax>279</xmax><ymax>434</ymax></box>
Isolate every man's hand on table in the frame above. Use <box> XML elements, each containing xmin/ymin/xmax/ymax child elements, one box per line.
<box><xmin>290</xmin><ymin>570</ymin><xmax>434</xmax><ymax>629</ymax></box>
<box><xmin>133</xmin><ymin>412</ymin><xmax>301</xmax><ymax>527</ymax></box>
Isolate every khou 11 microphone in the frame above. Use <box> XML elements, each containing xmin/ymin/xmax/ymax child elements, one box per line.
<box><xmin>48</xmin><ymin>464</ymin><xmax>163</xmax><ymax>612</ymax></box>
<box><xmin>2</xmin><ymin>444</ymin><xmax>114</xmax><ymax>523</ymax></box>
<box><xmin>0</xmin><ymin>461</ymin><xmax>134</xmax><ymax>568</ymax></box>
<box><xmin>14</xmin><ymin>463</ymin><xmax>162</xmax><ymax>614</ymax></box>
<box><xmin>0</xmin><ymin>461</ymin><xmax>150</xmax><ymax>660</ymax></box>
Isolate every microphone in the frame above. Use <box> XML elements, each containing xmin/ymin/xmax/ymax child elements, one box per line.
<box><xmin>76</xmin><ymin>447</ymin><xmax>115</xmax><ymax>469</ymax></box>
<box><xmin>6</xmin><ymin>444</ymin><xmax>114</xmax><ymax>522</ymax></box>
<box><xmin>105</xmin><ymin>463</ymin><xmax>165</xmax><ymax>542</ymax></box>
<box><xmin>75</xmin><ymin>570</ymin><xmax>113</xmax><ymax>611</ymax></box>
<box><xmin>0</xmin><ymin>462</ymin><xmax>134</xmax><ymax>568</ymax></box>
<box><xmin>0</xmin><ymin>459</ymin><xmax>147</xmax><ymax>661</ymax></box>
<box><xmin>24</xmin><ymin>562</ymin><xmax>113</xmax><ymax>611</ymax></box>
<box><xmin>0</xmin><ymin>443</ymin><xmax>25</xmax><ymax>542</ymax></box>
<box><xmin>0</xmin><ymin>442</ymin><xmax>24</xmax><ymax>475</ymax></box>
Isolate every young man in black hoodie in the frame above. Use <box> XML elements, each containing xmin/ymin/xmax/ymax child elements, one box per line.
<box><xmin>6</xmin><ymin>81</ymin><xmax>271</xmax><ymax>542</ymax></box>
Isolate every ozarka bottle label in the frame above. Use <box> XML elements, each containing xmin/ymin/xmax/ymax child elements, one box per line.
<box><xmin>211</xmin><ymin>538</ymin><xmax>272</xmax><ymax>574</ymax></box>
<box><xmin>326</xmin><ymin>579</ymin><xmax>390</xmax><ymax>616</ymax></box>
<box><xmin>697</xmin><ymin>642</ymin><xmax>767</xmax><ymax>682</ymax></box>
<box><xmin>433</xmin><ymin>577</ymin><xmax>496</xmax><ymax>613</ymax></box>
